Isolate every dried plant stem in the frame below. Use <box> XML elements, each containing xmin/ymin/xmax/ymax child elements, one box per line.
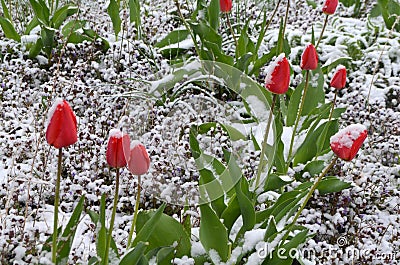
<box><xmin>104</xmin><ymin>169</ymin><xmax>120</xmax><ymax>265</ymax></box>
<box><xmin>254</xmin><ymin>94</ymin><xmax>277</xmax><ymax>190</ymax></box>
<box><xmin>127</xmin><ymin>174</ymin><xmax>141</xmax><ymax>248</ymax></box>
<box><xmin>52</xmin><ymin>148</ymin><xmax>62</xmax><ymax>264</ymax></box>
<box><xmin>287</xmin><ymin>70</ymin><xmax>310</xmax><ymax>165</ymax></box>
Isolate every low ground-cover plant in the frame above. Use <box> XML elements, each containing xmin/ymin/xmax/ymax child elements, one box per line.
<box><xmin>0</xmin><ymin>0</ymin><xmax>109</xmax><ymax>62</ymax></box>
<box><xmin>1</xmin><ymin>0</ymin><xmax>390</xmax><ymax>264</ymax></box>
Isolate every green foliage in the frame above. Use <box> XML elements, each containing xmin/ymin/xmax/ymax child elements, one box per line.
<box><xmin>317</xmin><ymin>176</ymin><xmax>352</xmax><ymax>194</ymax></box>
<box><xmin>132</xmin><ymin>203</ymin><xmax>167</xmax><ymax>247</ymax></box>
<box><xmin>370</xmin><ymin>0</ymin><xmax>400</xmax><ymax>31</ymax></box>
<box><xmin>129</xmin><ymin>0</ymin><xmax>141</xmax><ymax>38</ymax></box>
<box><xmin>339</xmin><ymin>0</ymin><xmax>362</xmax><ymax>17</ymax></box>
<box><xmin>43</xmin><ymin>196</ymin><xmax>85</xmax><ymax>265</ymax></box>
<box><xmin>87</xmin><ymin>194</ymin><xmax>119</xmax><ymax>265</ymax></box>
<box><xmin>135</xmin><ymin>208</ymin><xmax>191</xmax><ymax>258</ymax></box>
<box><xmin>0</xmin><ymin>17</ymin><xmax>20</xmax><ymax>41</ymax></box>
<box><xmin>199</xmin><ymin>204</ymin><xmax>230</xmax><ymax>262</ymax></box>
<box><xmin>1</xmin><ymin>0</ymin><xmax>11</xmax><ymax>21</ymax></box>
<box><xmin>156</xmin><ymin>0</ymin><xmax>286</xmax><ymax>77</ymax></box>
<box><xmin>208</xmin><ymin>0</ymin><xmax>220</xmax><ymax>31</ymax></box>
<box><xmin>27</xmin><ymin>0</ymin><xmax>80</xmax><ymax>59</ymax></box>
<box><xmin>107</xmin><ymin>0</ymin><xmax>121</xmax><ymax>39</ymax></box>
<box><xmin>119</xmin><ymin>242</ymin><xmax>148</xmax><ymax>265</ymax></box>
<box><xmin>0</xmin><ymin>0</ymin><xmax>107</xmax><ymax>61</ymax></box>
<box><xmin>22</xmin><ymin>0</ymin><xmax>362</xmax><ymax>263</ymax></box>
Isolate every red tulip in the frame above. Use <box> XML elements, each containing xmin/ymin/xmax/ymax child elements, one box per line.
<box><xmin>330</xmin><ymin>124</ymin><xmax>367</xmax><ymax>161</ymax></box>
<box><xmin>46</xmin><ymin>99</ymin><xmax>78</xmax><ymax>149</ymax></box>
<box><xmin>322</xmin><ymin>0</ymin><xmax>338</xmax><ymax>15</ymax></box>
<box><xmin>220</xmin><ymin>0</ymin><xmax>232</xmax><ymax>13</ymax></box>
<box><xmin>265</xmin><ymin>54</ymin><xmax>291</xmax><ymax>94</ymax></box>
<box><xmin>330</xmin><ymin>66</ymin><xmax>347</xmax><ymax>89</ymax></box>
<box><xmin>128</xmin><ymin>141</ymin><xmax>150</xmax><ymax>175</ymax></box>
<box><xmin>106</xmin><ymin>129</ymin><xmax>131</xmax><ymax>168</ymax></box>
<box><xmin>300</xmin><ymin>43</ymin><xmax>318</xmax><ymax>70</ymax></box>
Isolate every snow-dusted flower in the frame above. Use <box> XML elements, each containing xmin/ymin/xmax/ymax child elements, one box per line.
<box><xmin>300</xmin><ymin>43</ymin><xmax>318</xmax><ymax>70</ymax></box>
<box><xmin>330</xmin><ymin>124</ymin><xmax>367</xmax><ymax>161</ymax></box>
<box><xmin>220</xmin><ymin>0</ymin><xmax>232</xmax><ymax>13</ymax></box>
<box><xmin>330</xmin><ymin>66</ymin><xmax>347</xmax><ymax>89</ymax></box>
<box><xmin>106</xmin><ymin>129</ymin><xmax>130</xmax><ymax>168</ymax></box>
<box><xmin>46</xmin><ymin>99</ymin><xmax>77</xmax><ymax>149</ymax></box>
<box><xmin>265</xmin><ymin>53</ymin><xmax>291</xmax><ymax>94</ymax></box>
<box><xmin>322</xmin><ymin>0</ymin><xmax>338</xmax><ymax>15</ymax></box>
<box><xmin>128</xmin><ymin>141</ymin><xmax>150</xmax><ymax>175</ymax></box>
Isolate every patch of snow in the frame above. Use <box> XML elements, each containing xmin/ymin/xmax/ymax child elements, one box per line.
<box><xmin>330</xmin><ymin>124</ymin><xmax>367</xmax><ymax>148</ymax></box>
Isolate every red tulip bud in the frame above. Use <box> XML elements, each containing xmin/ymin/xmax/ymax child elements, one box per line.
<box><xmin>46</xmin><ymin>99</ymin><xmax>78</xmax><ymax>149</ymax></box>
<box><xmin>128</xmin><ymin>141</ymin><xmax>150</xmax><ymax>175</ymax></box>
<box><xmin>330</xmin><ymin>66</ymin><xmax>347</xmax><ymax>89</ymax></box>
<box><xmin>106</xmin><ymin>129</ymin><xmax>131</xmax><ymax>168</ymax></box>
<box><xmin>300</xmin><ymin>43</ymin><xmax>318</xmax><ymax>70</ymax></box>
<box><xmin>330</xmin><ymin>124</ymin><xmax>367</xmax><ymax>161</ymax></box>
<box><xmin>265</xmin><ymin>54</ymin><xmax>291</xmax><ymax>94</ymax></box>
<box><xmin>322</xmin><ymin>0</ymin><xmax>338</xmax><ymax>15</ymax></box>
<box><xmin>220</xmin><ymin>0</ymin><xmax>232</xmax><ymax>13</ymax></box>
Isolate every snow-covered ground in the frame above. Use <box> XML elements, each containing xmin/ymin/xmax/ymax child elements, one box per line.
<box><xmin>0</xmin><ymin>0</ymin><xmax>399</xmax><ymax>264</ymax></box>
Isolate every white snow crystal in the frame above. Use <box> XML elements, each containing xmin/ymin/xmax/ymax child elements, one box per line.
<box><xmin>108</xmin><ymin>128</ymin><xmax>124</xmax><ymax>138</ymax></box>
<box><xmin>330</xmin><ymin>124</ymin><xmax>367</xmax><ymax>148</ymax></box>
<box><xmin>130</xmin><ymin>140</ymin><xmax>142</xmax><ymax>149</ymax></box>
<box><xmin>264</xmin><ymin>53</ymin><xmax>286</xmax><ymax>87</ymax></box>
<box><xmin>45</xmin><ymin>98</ymin><xmax>64</xmax><ymax>127</ymax></box>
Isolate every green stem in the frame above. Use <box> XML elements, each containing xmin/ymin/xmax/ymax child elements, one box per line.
<box><xmin>225</xmin><ymin>12</ymin><xmax>238</xmax><ymax>48</ymax></box>
<box><xmin>281</xmin><ymin>156</ymin><xmax>338</xmax><ymax>242</ymax></box>
<box><xmin>255</xmin><ymin>0</ymin><xmax>282</xmax><ymax>54</ymax></box>
<box><xmin>104</xmin><ymin>169</ymin><xmax>120</xmax><ymax>265</ymax></box>
<box><xmin>280</xmin><ymin>0</ymin><xmax>290</xmax><ymax>53</ymax></box>
<box><xmin>52</xmin><ymin>148</ymin><xmax>62</xmax><ymax>264</ymax></box>
<box><xmin>315</xmin><ymin>14</ymin><xmax>329</xmax><ymax>50</ymax></box>
<box><xmin>127</xmin><ymin>174</ymin><xmax>141</xmax><ymax>249</ymax></box>
<box><xmin>254</xmin><ymin>94</ymin><xmax>277</xmax><ymax>190</ymax></box>
<box><xmin>287</xmin><ymin>70</ymin><xmax>310</xmax><ymax>166</ymax></box>
<box><xmin>328</xmin><ymin>89</ymin><xmax>338</xmax><ymax>121</ymax></box>
<box><xmin>174</xmin><ymin>0</ymin><xmax>200</xmax><ymax>57</ymax></box>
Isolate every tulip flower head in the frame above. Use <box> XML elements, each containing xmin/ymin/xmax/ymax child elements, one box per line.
<box><xmin>265</xmin><ymin>54</ymin><xmax>291</xmax><ymax>94</ymax></box>
<box><xmin>220</xmin><ymin>0</ymin><xmax>232</xmax><ymax>13</ymax></box>
<box><xmin>330</xmin><ymin>66</ymin><xmax>347</xmax><ymax>89</ymax></box>
<box><xmin>46</xmin><ymin>99</ymin><xmax>78</xmax><ymax>149</ymax></box>
<box><xmin>128</xmin><ymin>141</ymin><xmax>150</xmax><ymax>175</ymax></box>
<box><xmin>106</xmin><ymin>129</ymin><xmax>131</xmax><ymax>168</ymax></box>
<box><xmin>330</xmin><ymin>124</ymin><xmax>367</xmax><ymax>161</ymax></box>
<box><xmin>322</xmin><ymin>0</ymin><xmax>338</xmax><ymax>15</ymax></box>
<box><xmin>300</xmin><ymin>43</ymin><xmax>318</xmax><ymax>70</ymax></box>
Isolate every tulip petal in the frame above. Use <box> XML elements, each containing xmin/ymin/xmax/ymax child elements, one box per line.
<box><xmin>265</xmin><ymin>54</ymin><xmax>291</xmax><ymax>94</ymax></box>
<box><xmin>330</xmin><ymin>124</ymin><xmax>367</xmax><ymax>161</ymax></box>
<box><xmin>128</xmin><ymin>141</ymin><xmax>150</xmax><ymax>175</ymax></box>
<box><xmin>46</xmin><ymin>99</ymin><xmax>78</xmax><ymax>149</ymax></box>
<box><xmin>300</xmin><ymin>43</ymin><xmax>318</xmax><ymax>70</ymax></box>
<box><xmin>106</xmin><ymin>129</ymin><xmax>130</xmax><ymax>168</ymax></box>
